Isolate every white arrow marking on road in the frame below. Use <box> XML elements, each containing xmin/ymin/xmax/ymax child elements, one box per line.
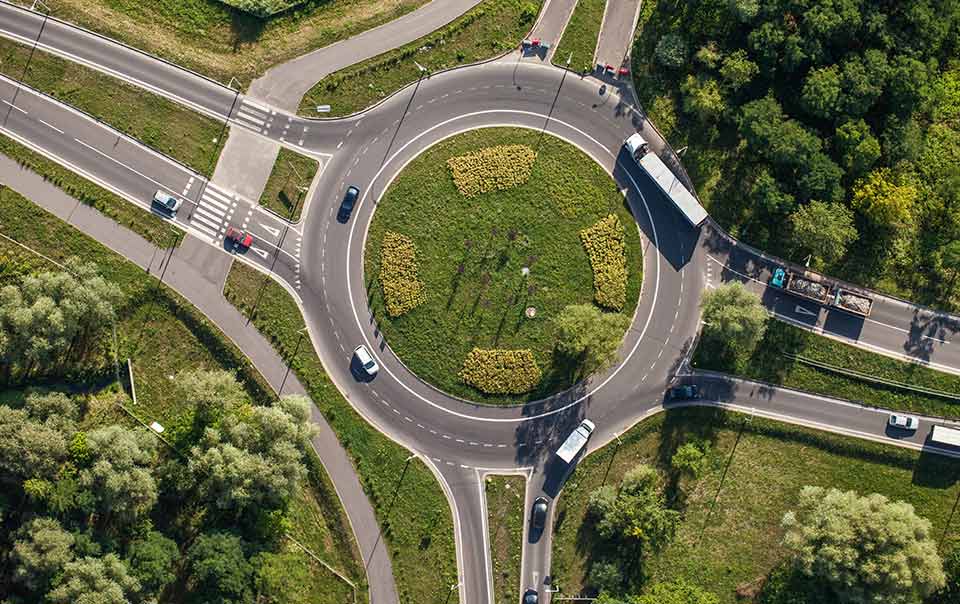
<box><xmin>250</xmin><ymin>246</ymin><xmax>269</xmax><ymax>259</ymax></box>
<box><xmin>259</xmin><ymin>223</ymin><xmax>281</xmax><ymax>238</ymax></box>
<box><xmin>795</xmin><ymin>305</ymin><xmax>818</xmax><ymax>317</ymax></box>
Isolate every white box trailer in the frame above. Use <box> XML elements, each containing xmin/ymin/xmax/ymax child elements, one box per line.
<box><xmin>931</xmin><ymin>425</ymin><xmax>960</xmax><ymax>447</ymax></box>
<box><xmin>556</xmin><ymin>419</ymin><xmax>595</xmax><ymax>463</ymax></box>
<box><xmin>624</xmin><ymin>133</ymin><xmax>708</xmax><ymax>227</ymax></box>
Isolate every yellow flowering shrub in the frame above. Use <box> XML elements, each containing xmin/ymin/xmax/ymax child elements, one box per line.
<box><xmin>379</xmin><ymin>231</ymin><xmax>426</xmax><ymax>317</ymax></box>
<box><xmin>579</xmin><ymin>214</ymin><xmax>628</xmax><ymax>311</ymax></box>
<box><xmin>446</xmin><ymin>144</ymin><xmax>537</xmax><ymax>197</ymax></box>
<box><xmin>459</xmin><ymin>348</ymin><xmax>542</xmax><ymax>394</ymax></box>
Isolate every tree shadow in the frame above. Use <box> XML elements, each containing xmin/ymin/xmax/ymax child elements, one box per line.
<box><xmin>230</xmin><ymin>10</ymin><xmax>267</xmax><ymax>50</ymax></box>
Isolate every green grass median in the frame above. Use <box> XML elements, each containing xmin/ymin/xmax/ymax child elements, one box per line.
<box><xmin>259</xmin><ymin>147</ymin><xmax>319</xmax><ymax>221</ymax></box>
<box><xmin>486</xmin><ymin>475</ymin><xmax>525</xmax><ymax>604</ymax></box>
<box><xmin>552</xmin><ymin>0</ymin><xmax>606</xmax><ymax>72</ymax></box>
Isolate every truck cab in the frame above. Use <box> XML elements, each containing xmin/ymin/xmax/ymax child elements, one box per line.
<box><xmin>556</xmin><ymin>419</ymin><xmax>596</xmax><ymax>464</ymax></box>
<box><xmin>624</xmin><ymin>133</ymin><xmax>650</xmax><ymax>163</ymax></box>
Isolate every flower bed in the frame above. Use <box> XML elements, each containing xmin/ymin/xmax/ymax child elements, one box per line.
<box><xmin>459</xmin><ymin>348</ymin><xmax>542</xmax><ymax>394</ymax></box>
<box><xmin>379</xmin><ymin>231</ymin><xmax>426</xmax><ymax>317</ymax></box>
<box><xmin>579</xmin><ymin>214</ymin><xmax>628</xmax><ymax>311</ymax></box>
<box><xmin>446</xmin><ymin>145</ymin><xmax>537</xmax><ymax>198</ymax></box>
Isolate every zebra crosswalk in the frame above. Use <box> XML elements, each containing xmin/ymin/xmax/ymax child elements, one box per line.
<box><xmin>188</xmin><ymin>183</ymin><xmax>237</xmax><ymax>242</ymax></box>
<box><xmin>234</xmin><ymin>98</ymin><xmax>273</xmax><ymax>134</ymax></box>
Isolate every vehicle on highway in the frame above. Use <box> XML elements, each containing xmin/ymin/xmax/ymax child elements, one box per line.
<box><xmin>522</xmin><ymin>589</ymin><xmax>538</xmax><ymax>604</ymax></box>
<box><xmin>931</xmin><ymin>425</ymin><xmax>960</xmax><ymax>447</ymax></box>
<box><xmin>556</xmin><ymin>419</ymin><xmax>595</xmax><ymax>464</ymax></box>
<box><xmin>624</xmin><ymin>133</ymin><xmax>708</xmax><ymax>227</ymax></box>
<box><xmin>770</xmin><ymin>267</ymin><xmax>786</xmax><ymax>288</ymax></box>
<box><xmin>338</xmin><ymin>186</ymin><xmax>360</xmax><ymax>222</ymax></box>
<box><xmin>530</xmin><ymin>497</ymin><xmax>548</xmax><ymax>530</ymax></box>
<box><xmin>888</xmin><ymin>413</ymin><xmax>919</xmax><ymax>431</ymax></box>
<box><xmin>668</xmin><ymin>384</ymin><xmax>700</xmax><ymax>401</ymax></box>
<box><xmin>225</xmin><ymin>227</ymin><xmax>253</xmax><ymax>250</ymax></box>
<box><xmin>152</xmin><ymin>189</ymin><xmax>181</xmax><ymax>214</ymax></box>
<box><xmin>353</xmin><ymin>344</ymin><xmax>379</xmax><ymax>377</ymax></box>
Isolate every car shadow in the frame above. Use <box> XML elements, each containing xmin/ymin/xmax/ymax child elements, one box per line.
<box><xmin>349</xmin><ymin>356</ymin><xmax>376</xmax><ymax>383</ymax></box>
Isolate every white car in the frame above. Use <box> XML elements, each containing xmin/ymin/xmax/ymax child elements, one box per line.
<box><xmin>888</xmin><ymin>414</ymin><xmax>919</xmax><ymax>431</ymax></box>
<box><xmin>353</xmin><ymin>345</ymin><xmax>379</xmax><ymax>377</ymax></box>
<box><xmin>152</xmin><ymin>189</ymin><xmax>182</xmax><ymax>213</ymax></box>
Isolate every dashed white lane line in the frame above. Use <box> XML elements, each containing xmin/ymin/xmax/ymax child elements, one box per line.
<box><xmin>336</xmin><ymin>140</ymin><xmax>344</xmax><ymax>149</ymax></box>
<box><xmin>37</xmin><ymin>118</ymin><xmax>63</xmax><ymax>134</ymax></box>
<box><xmin>1</xmin><ymin>99</ymin><xmax>26</xmax><ymax>113</ymax></box>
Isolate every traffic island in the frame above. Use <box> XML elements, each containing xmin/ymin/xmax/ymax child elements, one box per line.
<box><xmin>363</xmin><ymin>127</ymin><xmax>643</xmax><ymax>404</ymax></box>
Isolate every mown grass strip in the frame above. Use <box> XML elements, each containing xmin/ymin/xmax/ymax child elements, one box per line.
<box><xmin>693</xmin><ymin>318</ymin><xmax>960</xmax><ymax>419</ymax></box>
<box><xmin>0</xmin><ymin>37</ymin><xmax>225</xmax><ymax>177</ymax></box>
<box><xmin>486</xmin><ymin>475</ymin><xmax>525</xmax><ymax>604</ymax></box>
<box><xmin>298</xmin><ymin>0</ymin><xmax>543</xmax><ymax>117</ymax></box>
<box><xmin>224</xmin><ymin>261</ymin><xmax>459</xmax><ymax>604</ymax></box>
<box><xmin>552</xmin><ymin>0</ymin><xmax>606</xmax><ymax>72</ymax></box>
<box><xmin>259</xmin><ymin>147</ymin><xmax>319</xmax><ymax>221</ymax></box>
<box><xmin>0</xmin><ymin>137</ymin><xmax>181</xmax><ymax>247</ymax></box>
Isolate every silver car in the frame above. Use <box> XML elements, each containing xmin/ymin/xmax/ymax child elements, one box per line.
<box><xmin>152</xmin><ymin>189</ymin><xmax>182</xmax><ymax>213</ymax></box>
<box><xmin>888</xmin><ymin>414</ymin><xmax>919</xmax><ymax>431</ymax></box>
<box><xmin>354</xmin><ymin>345</ymin><xmax>379</xmax><ymax>377</ymax></box>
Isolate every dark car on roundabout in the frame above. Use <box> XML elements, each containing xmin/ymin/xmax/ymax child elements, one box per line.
<box><xmin>338</xmin><ymin>185</ymin><xmax>360</xmax><ymax>222</ymax></box>
<box><xmin>523</xmin><ymin>589</ymin><xmax>539</xmax><ymax>604</ymax></box>
<box><xmin>668</xmin><ymin>384</ymin><xmax>700</xmax><ymax>401</ymax></box>
<box><xmin>530</xmin><ymin>497</ymin><xmax>548</xmax><ymax>531</ymax></box>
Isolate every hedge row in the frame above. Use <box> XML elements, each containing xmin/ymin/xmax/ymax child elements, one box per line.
<box><xmin>218</xmin><ymin>0</ymin><xmax>303</xmax><ymax>18</ymax></box>
<box><xmin>458</xmin><ymin>348</ymin><xmax>542</xmax><ymax>394</ymax></box>
<box><xmin>446</xmin><ymin>144</ymin><xmax>536</xmax><ymax>198</ymax></box>
<box><xmin>379</xmin><ymin>231</ymin><xmax>426</xmax><ymax>317</ymax></box>
<box><xmin>579</xmin><ymin>214</ymin><xmax>628</xmax><ymax>311</ymax></box>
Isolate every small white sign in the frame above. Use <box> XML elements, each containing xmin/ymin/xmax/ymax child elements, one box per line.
<box><xmin>150</xmin><ymin>422</ymin><xmax>165</xmax><ymax>434</ymax></box>
<box><xmin>316</xmin><ymin>105</ymin><xmax>331</xmax><ymax>113</ymax></box>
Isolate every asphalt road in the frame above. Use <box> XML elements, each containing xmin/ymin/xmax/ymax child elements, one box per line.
<box><xmin>5</xmin><ymin>5</ymin><xmax>960</xmax><ymax>604</ymax></box>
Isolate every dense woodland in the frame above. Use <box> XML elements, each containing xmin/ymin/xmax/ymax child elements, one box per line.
<box><xmin>633</xmin><ymin>0</ymin><xmax>960</xmax><ymax>306</ymax></box>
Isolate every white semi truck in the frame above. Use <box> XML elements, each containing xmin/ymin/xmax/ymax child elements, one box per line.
<box><xmin>624</xmin><ymin>133</ymin><xmax>708</xmax><ymax>227</ymax></box>
<box><xmin>556</xmin><ymin>419</ymin><xmax>595</xmax><ymax>464</ymax></box>
<box><xmin>931</xmin><ymin>425</ymin><xmax>960</xmax><ymax>448</ymax></box>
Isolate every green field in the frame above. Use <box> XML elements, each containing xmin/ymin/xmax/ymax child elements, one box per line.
<box><xmin>259</xmin><ymin>148</ymin><xmax>319</xmax><ymax>220</ymax></box>
<box><xmin>0</xmin><ymin>187</ymin><xmax>365</xmax><ymax>602</ymax></box>
<box><xmin>224</xmin><ymin>262</ymin><xmax>459</xmax><ymax>604</ymax></box>
<box><xmin>299</xmin><ymin>0</ymin><xmax>542</xmax><ymax>117</ymax></box>
<box><xmin>551</xmin><ymin>407</ymin><xmax>960</xmax><ymax>603</ymax></box>
<box><xmin>694</xmin><ymin>318</ymin><xmax>960</xmax><ymax>419</ymax></box>
<box><xmin>363</xmin><ymin>127</ymin><xmax>642</xmax><ymax>403</ymax></box>
<box><xmin>486</xmin><ymin>475</ymin><xmax>526</xmax><ymax>604</ymax></box>
<box><xmin>48</xmin><ymin>0</ymin><xmax>429</xmax><ymax>84</ymax></box>
<box><xmin>552</xmin><ymin>0</ymin><xmax>606</xmax><ymax>72</ymax></box>
<box><xmin>0</xmin><ymin>37</ymin><xmax>225</xmax><ymax>177</ymax></box>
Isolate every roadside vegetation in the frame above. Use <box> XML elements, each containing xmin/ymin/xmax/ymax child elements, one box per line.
<box><xmin>552</xmin><ymin>0</ymin><xmax>606</xmax><ymax>72</ymax></box>
<box><xmin>0</xmin><ymin>38</ymin><xmax>225</xmax><ymax>177</ymax></box>
<box><xmin>0</xmin><ymin>188</ymin><xmax>365</xmax><ymax>603</ymax></box>
<box><xmin>632</xmin><ymin>0</ymin><xmax>960</xmax><ymax>309</ymax></box>
<box><xmin>551</xmin><ymin>407</ymin><xmax>960</xmax><ymax>604</ymax></box>
<box><xmin>363</xmin><ymin>128</ymin><xmax>642</xmax><ymax>403</ymax></box>
<box><xmin>224</xmin><ymin>261</ymin><xmax>459</xmax><ymax>604</ymax></box>
<box><xmin>258</xmin><ymin>147</ymin><xmax>319</xmax><ymax>221</ymax></box>
<box><xmin>486</xmin><ymin>475</ymin><xmax>525</xmax><ymax>604</ymax></box>
<box><xmin>298</xmin><ymin>0</ymin><xmax>542</xmax><ymax>117</ymax></box>
<box><xmin>44</xmin><ymin>0</ymin><xmax>429</xmax><ymax>84</ymax></box>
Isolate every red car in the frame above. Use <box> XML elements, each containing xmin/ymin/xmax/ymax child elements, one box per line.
<box><xmin>225</xmin><ymin>227</ymin><xmax>253</xmax><ymax>249</ymax></box>
<box><xmin>618</xmin><ymin>67</ymin><xmax>630</xmax><ymax>77</ymax></box>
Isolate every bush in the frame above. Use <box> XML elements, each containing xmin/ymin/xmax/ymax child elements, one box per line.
<box><xmin>379</xmin><ymin>231</ymin><xmax>426</xmax><ymax>317</ymax></box>
<box><xmin>458</xmin><ymin>348</ymin><xmax>542</xmax><ymax>394</ymax></box>
<box><xmin>219</xmin><ymin>0</ymin><xmax>302</xmax><ymax>18</ymax></box>
<box><xmin>579</xmin><ymin>214</ymin><xmax>628</xmax><ymax>311</ymax></box>
<box><xmin>446</xmin><ymin>145</ymin><xmax>537</xmax><ymax>197</ymax></box>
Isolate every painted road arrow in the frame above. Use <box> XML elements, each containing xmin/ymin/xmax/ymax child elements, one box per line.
<box><xmin>249</xmin><ymin>246</ymin><xmax>269</xmax><ymax>259</ymax></box>
<box><xmin>795</xmin><ymin>305</ymin><xmax>818</xmax><ymax>317</ymax></box>
<box><xmin>259</xmin><ymin>223</ymin><xmax>281</xmax><ymax>238</ymax></box>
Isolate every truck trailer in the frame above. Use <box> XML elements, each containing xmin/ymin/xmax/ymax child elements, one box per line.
<box><xmin>931</xmin><ymin>425</ymin><xmax>960</xmax><ymax>448</ymax></box>
<box><xmin>624</xmin><ymin>133</ymin><xmax>708</xmax><ymax>227</ymax></box>
<box><xmin>556</xmin><ymin>419</ymin><xmax>596</xmax><ymax>464</ymax></box>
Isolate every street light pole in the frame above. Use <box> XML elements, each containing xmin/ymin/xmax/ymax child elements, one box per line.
<box><xmin>537</xmin><ymin>53</ymin><xmax>572</xmax><ymax>151</ymax></box>
<box><xmin>278</xmin><ymin>326</ymin><xmax>308</xmax><ymax>397</ymax></box>
<box><xmin>377</xmin><ymin>62</ymin><xmax>428</xmax><ymax>193</ymax></box>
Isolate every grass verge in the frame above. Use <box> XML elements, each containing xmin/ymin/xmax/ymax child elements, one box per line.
<box><xmin>298</xmin><ymin>0</ymin><xmax>543</xmax><ymax>117</ymax></box>
<box><xmin>0</xmin><ymin>185</ymin><xmax>365</xmax><ymax>601</ymax></box>
<box><xmin>552</xmin><ymin>0</ymin><xmax>606</xmax><ymax>72</ymax></box>
<box><xmin>551</xmin><ymin>407</ymin><xmax>960</xmax><ymax>603</ymax></box>
<box><xmin>224</xmin><ymin>261</ymin><xmax>459</xmax><ymax>604</ymax></box>
<box><xmin>694</xmin><ymin>319</ymin><xmax>960</xmax><ymax>419</ymax></box>
<box><xmin>44</xmin><ymin>0</ymin><xmax>429</xmax><ymax>84</ymax></box>
<box><xmin>0</xmin><ymin>37</ymin><xmax>225</xmax><ymax>177</ymax></box>
<box><xmin>363</xmin><ymin>127</ymin><xmax>642</xmax><ymax>403</ymax></box>
<box><xmin>259</xmin><ymin>147</ymin><xmax>319</xmax><ymax>220</ymax></box>
<box><xmin>1</xmin><ymin>137</ymin><xmax>181</xmax><ymax>247</ymax></box>
<box><xmin>486</xmin><ymin>475</ymin><xmax>525</xmax><ymax>604</ymax></box>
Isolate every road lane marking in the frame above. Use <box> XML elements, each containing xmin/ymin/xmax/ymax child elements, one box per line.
<box><xmin>37</xmin><ymin>118</ymin><xmax>63</xmax><ymax>134</ymax></box>
<box><xmin>1</xmin><ymin>99</ymin><xmax>26</xmax><ymax>114</ymax></box>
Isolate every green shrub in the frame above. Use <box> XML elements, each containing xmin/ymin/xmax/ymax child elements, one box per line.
<box><xmin>446</xmin><ymin>145</ymin><xmax>536</xmax><ymax>197</ymax></box>
<box><xmin>218</xmin><ymin>0</ymin><xmax>302</xmax><ymax>18</ymax></box>
<box><xmin>379</xmin><ymin>231</ymin><xmax>426</xmax><ymax>317</ymax></box>
<box><xmin>459</xmin><ymin>348</ymin><xmax>542</xmax><ymax>394</ymax></box>
<box><xmin>579</xmin><ymin>214</ymin><xmax>628</xmax><ymax>311</ymax></box>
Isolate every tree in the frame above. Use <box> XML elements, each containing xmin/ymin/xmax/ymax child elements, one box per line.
<box><xmin>851</xmin><ymin>168</ymin><xmax>917</xmax><ymax>231</ymax></box>
<box><xmin>699</xmin><ymin>283</ymin><xmax>767</xmax><ymax>355</ymax></box>
<box><xmin>839</xmin><ymin>50</ymin><xmax>889</xmax><ymax>117</ymax></box>
<box><xmin>12</xmin><ymin>517</ymin><xmax>75</xmax><ymax>591</ymax></box>
<box><xmin>728</xmin><ymin>0</ymin><xmax>759</xmax><ymax>23</ymax></box>
<box><xmin>836</xmin><ymin>119</ymin><xmax>881</xmax><ymax>177</ymax></box>
<box><xmin>788</xmin><ymin>200</ymin><xmax>858</xmax><ymax>267</ymax></box>
<box><xmin>187</xmin><ymin>532</ymin><xmax>255</xmax><ymax>604</ymax></box>
<box><xmin>680</xmin><ymin>75</ymin><xmax>726</xmax><ymax>121</ymax></box>
<box><xmin>46</xmin><ymin>554</ymin><xmax>141</xmax><ymax>604</ymax></box>
<box><xmin>671</xmin><ymin>441</ymin><xmax>708</xmax><ymax>478</ymax></box>
<box><xmin>719</xmin><ymin>49</ymin><xmax>758</xmax><ymax>90</ymax></box>
<box><xmin>632</xmin><ymin>580</ymin><xmax>719</xmax><ymax>604</ymax></box>
<box><xmin>126</xmin><ymin>530</ymin><xmax>179</xmax><ymax>597</ymax></box>
<box><xmin>781</xmin><ymin>486</ymin><xmax>946</xmax><ymax>604</ymax></box>
<box><xmin>750</xmin><ymin>169</ymin><xmax>795</xmax><ymax>218</ymax></box>
<box><xmin>654</xmin><ymin>33</ymin><xmax>687</xmax><ymax>69</ymax></box>
<box><xmin>0</xmin><ymin>406</ymin><xmax>70</xmax><ymax>481</ymax></box>
<box><xmin>739</xmin><ymin>97</ymin><xmax>822</xmax><ymax>169</ymax></box>
<box><xmin>930</xmin><ymin>546</ymin><xmax>960</xmax><ymax>604</ymax></box>
<box><xmin>586</xmin><ymin>464</ymin><xmax>679</xmax><ymax>553</ymax></box>
<box><xmin>801</xmin><ymin>66</ymin><xmax>841</xmax><ymax>119</ymax></box>
<box><xmin>587</xmin><ymin>560</ymin><xmax>623</xmax><ymax>593</ymax></box>
<box><xmin>80</xmin><ymin>425</ymin><xmax>158</xmax><ymax>524</ymax></box>
<box><xmin>936</xmin><ymin>240</ymin><xmax>960</xmax><ymax>293</ymax></box>
<box><xmin>798</xmin><ymin>152</ymin><xmax>844</xmax><ymax>203</ymax></box>
<box><xmin>175</xmin><ymin>369</ymin><xmax>248</xmax><ymax>428</ymax></box>
<box><xmin>694</xmin><ymin>43</ymin><xmax>721</xmax><ymax>69</ymax></box>
<box><xmin>553</xmin><ymin>305</ymin><xmax>630</xmax><ymax>376</ymax></box>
